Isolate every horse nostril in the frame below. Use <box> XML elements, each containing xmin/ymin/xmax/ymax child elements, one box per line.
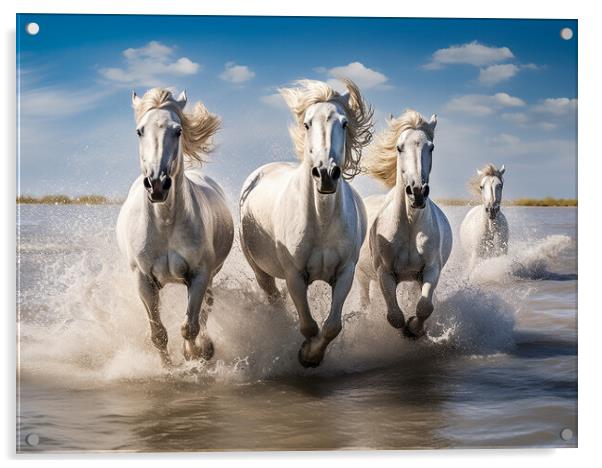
<box><xmin>330</xmin><ymin>166</ymin><xmax>341</xmax><ymax>180</ymax></box>
<box><xmin>311</xmin><ymin>167</ymin><xmax>321</xmax><ymax>178</ymax></box>
<box><xmin>143</xmin><ymin>177</ymin><xmax>152</xmax><ymax>190</ymax></box>
<box><xmin>162</xmin><ymin>177</ymin><xmax>172</xmax><ymax>191</ymax></box>
<box><xmin>406</xmin><ymin>185</ymin><xmax>413</xmax><ymax>196</ymax></box>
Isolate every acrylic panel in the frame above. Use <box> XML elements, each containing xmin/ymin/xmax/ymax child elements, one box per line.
<box><xmin>16</xmin><ymin>14</ymin><xmax>577</xmax><ymax>452</ymax></box>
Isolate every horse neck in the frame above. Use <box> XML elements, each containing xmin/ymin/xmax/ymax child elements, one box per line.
<box><xmin>147</xmin><ymin>157</ymin><xmax>188</xmax><ymax>224</ymax></box>
<box><xmin>479</xmin><ymin>202</ymin><xmax>502</xmax><ymax>236</ymax></box>
<box><xmin>297</xmin><ymin>160</ymin><xmax>343</xmax><ymax>227</ymax></box>
<box><xmin>393</xmin><ymin>161</ymin><xmax>425</xmax><ymax>225</ymax></box>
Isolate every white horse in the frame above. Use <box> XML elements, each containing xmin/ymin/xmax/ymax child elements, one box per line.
<box><xmin>356</xmin><ymin>110</ymin><xmax>452</xmax><ymax>338</ymax></box>
<box><xmin>459</xmin><ymin>164</ymin><xmax>509</xmax><ymax>270</ymax></box>
<box><xmin>239</xmin><ymin>79</ymin><xmax>373</xmax><ymax>367</ymax></box>
<box><xmin>116</xmin><ymin>88</ymin><xmax>234</xmax><ymax>366</ymax></box>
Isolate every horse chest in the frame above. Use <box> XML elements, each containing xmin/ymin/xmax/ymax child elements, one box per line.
<box><xmin>389</xmin><ymin>230</ymin><xmax>429</xmax><ymax>280</ymax></box>
<box><xmin>306</xmin><ymin>247</ymin><xmax>340</xmax><ymax>283</ymax></box>
<box><xmin>135</xmin><ymin>229</ymin><xmax>199</xmax><ymax>284</ymax></box>
<box><xmin>150</xmin><ymin>250</ymin><xmax>190</xmax><ymax>284</ymax></box>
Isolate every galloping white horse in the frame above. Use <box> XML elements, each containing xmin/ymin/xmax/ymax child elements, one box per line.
<box><xmin>356</xmin><ymin>110</ymin><xmax>452</xmax><ymax>338</ymax></box>
<box><xmin>116</xmin><ymin>88</ymin><xmax>234</xmax><ymax>366</ymax></box>
<box><xmin>459</xmin><ymin>164</ymin><xmax>508</xmax><ymax>270</ymax></box>
<box><xmin>239</xmin><ymin>79</ymin><xmax>373</xmax><ymax>367</ymax></box>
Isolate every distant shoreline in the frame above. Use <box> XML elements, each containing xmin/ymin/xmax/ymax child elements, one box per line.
<box><xmin>16</xmin><ymin>195</ymin><xmax>122</xmax><ymax>205</ymax></box>
<box><xmin>436</xmin><ymin>198</ymin><xmax>577</xmax><ymax>207</ymax></box>
<box><xmin>16</xmin><ymin>195</ymin><xmax>577</xmax><ymax>207</ymax></box>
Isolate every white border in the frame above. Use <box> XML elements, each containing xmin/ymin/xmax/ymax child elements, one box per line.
<box><xmin>2</xmin><ymin>1</ymin><xmax>598</xmax><ymax>466</ymax></box>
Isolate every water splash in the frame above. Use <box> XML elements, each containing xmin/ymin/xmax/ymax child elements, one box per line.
<box><xmin>469</xmin><ymin>234</ymin><xmax>574</xmax><ymax>284</ymax></box>
<box><xmin>17</xmin><ymin>207</ymin><xmax>573</xmax><ymax>389</ymax></box>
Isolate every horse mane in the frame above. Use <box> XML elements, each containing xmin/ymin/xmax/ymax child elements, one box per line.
<box><xmin>468</xmin><ymin>163</ymin><xmax>504</xmax><ymax>198</ymax></box>
<box><xmin>133</xmin><ymin>88</ymin><xmax>221</xmax><ymax>164</ymax></box>
<box><xmin>279</xmin><ymin>79</ymin><xmax>374</xmax><ymax>180</ymax></box>
<box><xmin>363</xmin><ymin>110</ymin><xmax>435</xmax><ymax>188</ymax></box>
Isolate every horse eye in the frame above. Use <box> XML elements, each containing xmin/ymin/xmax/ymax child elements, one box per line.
<box><xmin>304</xmin><ymin>122</ymin><xmax>310</xmax><ymax>130</ymax></box>
<box><xmin>136</xmin><ymin>128</ymin><xmax>143</xmax><ymax>137</ymax></box>
<box><xmin>175</xmin><ymin>127</ymin><xmax>182</xmax><ymax>137</ymax></box>
<box><xmin>342</xmin><ymin>121</ymin><xmax>348</xmax><ymax>129</ymax></box>
<box><xmin>397</xmin><ymin>145</ymin><xmax>403</xmax><ymax>153</ymax></box>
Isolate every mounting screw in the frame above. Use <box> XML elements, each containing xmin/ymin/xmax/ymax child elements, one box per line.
<box><xmin>560</xmin><ymin>428</ymin><xmax>573</xmax><ymax>441</ymax></box>
<box><xmin>25</xmin><ymin>433</ymin><xmax>39</xmax><ymax>447</ymax></box>
<box><xmin>25</xmin><ymin>22</ymin><xmax>40</xmax><ymax>36</ymax></box>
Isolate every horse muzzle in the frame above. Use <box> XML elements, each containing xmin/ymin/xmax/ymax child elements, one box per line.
<box><xmin>406</xmin><ymin>184</ymin><xmax>429</xmax><ymax>209</ymax></box>
<box><xmin>143</xmin><ymin>174</ymin><xmax>172</xmax><ymax>203</ymax></box>
<box><xmin>312</xmin><ymin>165</ymin><xmax>341</xmax><ymax>195</ymax></box>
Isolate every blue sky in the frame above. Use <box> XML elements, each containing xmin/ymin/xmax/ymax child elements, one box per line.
<box><xmin>17</xmin><ymin>15</ymin><xmax>577</xmax><ymax>200</ymax></box>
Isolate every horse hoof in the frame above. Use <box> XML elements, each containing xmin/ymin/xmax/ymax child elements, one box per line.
<box><xmin>182</xmin><ymin>340</ymin><xmax>214</xmax><ymax>361</ymax></box>
<box><xmin>200</xmin><ymin>340</ymin><xmax>214</xmax><ymax>361</ymax></box>
<box><xmin>387</xmin><ymin>314</ymin><xmax>406</xmax><ymax>329</ymax></box>
<box><xmin>402</xmin><ymin>316</ymin><xmax>425</xmax><ymax>340</ymax></box>
<box><xmin>297</xmin><ymin>341</ymin><xmax>322</xmax><ymax>368</ymax></box>
<box><xmin>159</xmin><ymin>351</ymin><xmax>173</xmax><ymax>369</ymax></box>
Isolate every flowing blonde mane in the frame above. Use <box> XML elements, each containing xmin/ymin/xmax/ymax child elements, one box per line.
<box><xmin>363</xmin><ymin>110</ymin><xmax>435</xmax><ymax>188</ymax></box>
<box><xmin>279</xmin><ymin>79</ymin><xmax>374</xmax><ymax>180</ymax></box>
<box><xmin>133</xmin><ymin>88</ymin><xmax>221</xmax><ymax>164</ymax></box>
<box><xmin>468</xmin><ymin>163</ymin><xmax>504</xmax><ymax>198</ymax></box>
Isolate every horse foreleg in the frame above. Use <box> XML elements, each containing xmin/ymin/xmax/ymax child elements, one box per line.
<box><xmin>356</xmin><ymin>268</ymin><xmax>371</xmax><ymax>308</ymax></box>
<box><xmin>378</xmin><ymin>268</ymin><xmax>405</xmax><ymax>329</ymax></box>
<box><xmin>252</xmin><ymin>264</ymin><xmax>281</xmax><ymax>304</ymax></box>
<box><xmin>298</xmin><ymin>265</ymin><xmax>355</xmax><ymax>368</ymax></box>
<box><xmin>136</xmin><ymin>271</ymin><xmax>170</xmax><ymax>367</ymax></box>
<box><xmin>181</xmin><ymin>272</ymin><xmax>214</xmax><ymax>361</ymax></box>
<box><xmin>405</xmin><ymin>264</ymin><xmax>440</xmax><ymax>338</ymax></box>
<box><xmin>286</xmin><ymin>272</ymin><xmax>319</xmax><ymax>339</ymax></box>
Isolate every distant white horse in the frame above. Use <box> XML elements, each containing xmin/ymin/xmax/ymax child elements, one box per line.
<box><xmin>459</xmin><ymin>164</ymin><xmax>509</xmax><ymax>270</ymax></box>
<box><xmin>116</xmin><ymin>88</ymin><xmax>234</xmax><ymax>366</ymax></box>
<box><xmin>239</xmin><ymin>79</ymin><xmax>373</xmax><ymax>367</ymax></box>
<box><xmin>356</xmin><ymin>110</ymin><xmax>452</xmax><ymax>338</ymax></box>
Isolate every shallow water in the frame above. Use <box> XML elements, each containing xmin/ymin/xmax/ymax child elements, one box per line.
<box><xmin>16</xmin><ymin>204</ymin><xmax>577</xmax><ymax>452</ymax></box>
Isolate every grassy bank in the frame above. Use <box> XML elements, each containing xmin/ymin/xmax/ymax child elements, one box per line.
<box><xmin>16</xmin><ymin>195</ymin><xmax>577</xmax><ymax>207</ymax></box>
<box><xmin>17</xmin><ymin>195</ymin><xmax>120</xmax><ymax>205</ymax></box>
<box><xmin>511</xmin><ymin>197</ymin><xmax>577</xmax><ymax>207</ymax></box>
<box><xmin>435</xmin><ymin>197</ymin><xmax>577</xmax><ymax>207</ymax></box>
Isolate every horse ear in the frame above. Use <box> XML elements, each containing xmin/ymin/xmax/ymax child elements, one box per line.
<box><xmin>428</xmin><ymin>113</ymin><xmax>437</xmax><ymax>131</ymax></box>
<box><xmin>131</xmin><ymin>91</ymin><xmax>141</xmax><ymax>109</ymax></box>
<box><xmin>499</xmin><ymin>164</ymin><xmax>506</xmax><ymax>175</ymax></box>
<box><xmin>175</xmin><ymin>89</ymin><xmax>187</xmax><ymax>110</ymax></box>
<box><xmin>476</xmin><ymin>168</ymin><xmax>484</xmax><ymax>176</ymax></box>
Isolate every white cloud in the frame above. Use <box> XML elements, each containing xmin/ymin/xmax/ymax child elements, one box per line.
<box><xmin>220</xmin><ymin>62</ymin><xmax>255</xmax><ymax>83</ymax></box>
<box><xmin>502</xmin><ymin>112</ymin><xmax>558</xmax><ymax>132</ymax></box>
<box><xmin>487</xmin><ymin>133</ymin><xmax>521</xmax><ymax>146</ymax></box>
<box><xmin>479</xmin><ymin>63</ymin><xmax>540</xmax><ymax>86</ymax></box>
<box><xmin>537</xmin><ymin>122</ymin><xmax>558</xmax><ymax>131</ymax></box>
<box><xmin>522</xmin><ymin>63</ymin><xmax>540</xmax><ymax>70</ymax></box>
<box><xmin>532</xmin><ymin>97</ymin><xmax>577</xmax><ymax>115</ymax></box>
<box><xmin>444</xmin><ymin>93</ymin><xmax>525</xmax><ymax>116</ymax></box>
<box><xmin>501</xmin><ymin>112</ymin><xmax>529</xmax><ymax>125</ymax></box>
<box><xmin>323</xmin><ymin>61</ymin><xmax>390</xmax><ymax>89</ymax></box>
<box><xmin>260</xmin><ymin>93</ymin><xmax>287</xmax><ymax>109</ymax></box>
<box><xmin>19</xmin><ymin>87</ymin><xmax>113</xmax><ymax>118</ymax></box>
<box><xmin>99</xmin><ymin>40</ymin><xmax>200</xmax><ymax>87</ymax></box>
<box><xmin>425</xmin><ymin>41</ymin><xmax>514</xmax><ymax>69</ymax></box>
<box><xmin>478</xmin><ymin>64</ymin><xmax>520</xmax><ymax>85</ymax></box>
